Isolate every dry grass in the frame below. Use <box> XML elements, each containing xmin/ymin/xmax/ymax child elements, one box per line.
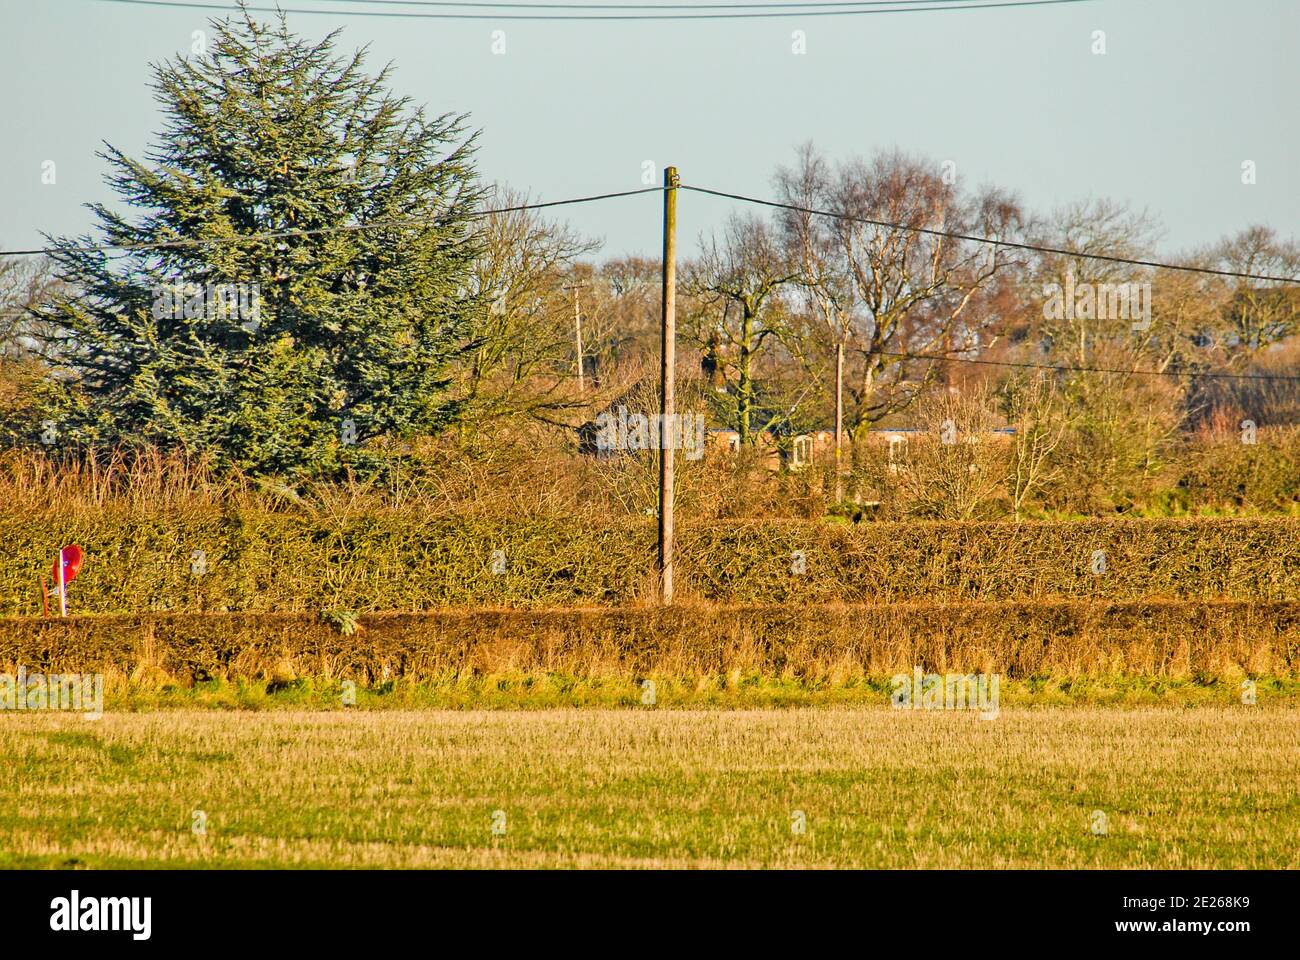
<box><xmin>0</xmin><ymin>707</ymin><xmax>1294</xmax><ymax>868</ymax></box>
<box><xmin>0</xmin><ymin>439</ymin><xmax>820</xmax><ymax>523</ymax></box>
<box><xmin>3</xmin><ymin>600</ymin><xmax>1297</xmax><ymax>689</ymax></box>
<box><xmin>0</xmin><ymin>447</ymin><xmax>250</xmax><ymax>515</ymax></box>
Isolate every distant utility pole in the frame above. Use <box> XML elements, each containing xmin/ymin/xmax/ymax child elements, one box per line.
<box><xmin>659</xmin><ymin>166</ymin><xmax>679</xmax><ymax>605</ymax></box>
<box><xmin>834</xmin><ymin>339</ymin><xmax>844</xmax><ymax>502</ymax></box>
<box><xmin>564</xmin><ymin>283</ymin><xmax>587</xmax><ymax>393</ymax></box>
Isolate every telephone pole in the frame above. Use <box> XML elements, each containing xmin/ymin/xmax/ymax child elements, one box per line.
<box><xmin>564</xmin><ymin>283</ymin><xmax>587</xmax><ymax>393</ymax></box>
<box><xmin>834</xmin><ymin>339</ymin><xmax>844</xmax><ymax>502</ymax></box>
<box><xmin>659</xmin><ymin>166</ymin><xmax>679</xmax><ymax>604</ymax></box>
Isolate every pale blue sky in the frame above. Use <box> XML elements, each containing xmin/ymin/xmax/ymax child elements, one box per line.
<box><xmin>1</xmin><ymin>0</ymin><xmax>1296</xmax><ymax>260</ymax></box>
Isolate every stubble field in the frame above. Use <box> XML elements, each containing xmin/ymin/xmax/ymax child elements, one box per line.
<box><xmin>2</xmin><ymin>706</ymin><xmax>1295</xmax><ymax>869</ymax></box>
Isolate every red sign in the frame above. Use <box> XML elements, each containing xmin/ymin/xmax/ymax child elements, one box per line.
<box><xmin>51</xmin><ymin>545</ymin><xmax>83</xmax><ymax>587</ymax></box>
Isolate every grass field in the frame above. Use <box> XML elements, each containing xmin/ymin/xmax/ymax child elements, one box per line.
<box><xmin>2</xmin><ymin>706</ymin><xmax>1295</xmax><ymax>868</ymax></box>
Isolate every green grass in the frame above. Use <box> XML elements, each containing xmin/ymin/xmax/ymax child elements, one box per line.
<box><xmin>86</xmin><ymin>673</ymin><xmax>1300</xmax><ymax>711</ymax></box>
<box><xmin>1</xmin><ymin>706</ymin><xmax>1295</xmax><ymax>868</ymax></box>
<box><xmin>3</xmin><ymin>672</ymin><xmax>1292</xmax><ymax>714</ymax></box>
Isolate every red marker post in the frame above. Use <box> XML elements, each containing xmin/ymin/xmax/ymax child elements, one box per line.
<box><xmin>45</xmin><ymin>545</ymin><xmax>83</xmax><ymax>618</ymax></box>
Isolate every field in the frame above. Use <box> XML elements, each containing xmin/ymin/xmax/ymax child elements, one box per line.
<box><xmin>1</xmin><ymin>707</ymin><xmax>1295</xmax><ymax>869</ymax></box>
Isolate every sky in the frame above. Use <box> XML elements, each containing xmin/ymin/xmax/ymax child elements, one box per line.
<box><xmin>1</xmin><ymin>0</ymin><xmax>1297</xmax><ymax>262</ymax></box>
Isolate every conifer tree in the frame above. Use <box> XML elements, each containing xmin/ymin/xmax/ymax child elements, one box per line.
<box><xmin>36</xmin><ymin>8</ymin><xmax>482</xmax><ymax>476</ymax></box>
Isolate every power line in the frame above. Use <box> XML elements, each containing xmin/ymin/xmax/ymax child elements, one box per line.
<box><xmin>95</xmin><ymin>0</ymin><xmax>1097</xmax><ymax>21</ymax></box>
<box><xmin>296</xmin><ymin>1</ymin><xmax>1053</xmax><ymax>8</ymax></box>
<box><xmin>10</xmin><ymin>180</ymin><xmax>1300</xmax><ymax>288</ymax></box>
<box><xmin>682</xmin><ymin>184</ymin><xmax>1300</xmax><ymax>285</ymax></box>
<box><xmin>2</xmin><ymin>186</ymin><xmax>660</xmax><ymax>258</ymax></box>
<box><xmin>877</xmin><ymin>349</ymin><xmax>1300</xmax><ymax>383</ymax></box>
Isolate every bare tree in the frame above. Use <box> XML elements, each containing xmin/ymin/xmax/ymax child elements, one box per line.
<box><xmin>1032</xmin><ymin>198</ymin><xmax>1161</xmax><ymax>366</ymax></box>
<box><xmin>581</xmin><ymin>256</ymin><xmax>662</xmax><ymax>391</ymax></box>
<box><xmin>776</xmin><ymin>142</ymin><xmax>856</xmax><ymax>496</ymax></box>
<box><xmin>684</xmin><ymin>214</ymin><xmax>799</xmax><ymax>444</ymax></box>
<box><xmin>875</xmin><ymin>384</ymin><xmax>1009</xmax><ymax>520</ymax></box>
<box><xmin>1002</xmin><ymin>373</ymin><xmax>1073</xmax><ymax>519</ymax></box>
<box><xmin>0</xmin><ymin>254</ymin><xmax>65</xmax><ymax>447</ymax></box>
<box><xmin>1212</xmin><ymin>225</ymin><xmax>1300</xmax><ymax>355</ymax></box>
<box><xmin>820</xmin><ymin>149</ymin><xmax>1024</xmax><ymax>434</ymax></box>
<box><xmin>463</xmin><ymin>185</ymin><xmax>598</xmax><ymax>425</ymax></box>
<box><xmin>0</xmin><ymin>255</ymin><xmax>61</xmax><ymax>360</ymax></box>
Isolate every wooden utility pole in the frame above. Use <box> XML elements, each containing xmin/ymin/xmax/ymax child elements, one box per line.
<box><xmin>834</xmin><ymin>339</ymin><xmax>844</xmax><ymax>502</ymax></box>
<box><xmin>659</xmin><ymin>166</ymin><xmax>679</xmax><ymax>604</ymax></box>
<box><xmin>564</xmin><ymin>283</ymin><xmax>587</xmax><ymax>393</ymax></box>
<box><xmin>56</xmin><ymin>548</ymin><xmax>66</xmax><ymax>618</ymax></box>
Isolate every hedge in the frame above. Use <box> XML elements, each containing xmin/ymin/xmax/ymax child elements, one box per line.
<box><xmin>2</xmin><ymin>513</ymin><xmax>1297</xmax><ymax>616</ymax></box>
<box><xmin>1</xmin><ymin>600</ymin><xmax>1295</xmax><ymax>682</ymax></box>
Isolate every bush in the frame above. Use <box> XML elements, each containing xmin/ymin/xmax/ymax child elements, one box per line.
<box><xmin>3</xmin><ymin>511</ymin><xmax>1298</xmax><ymax>615</ymax></box>
<box><xmin>3</xmin><ymin>601</ymin><xmax>1295</xmax><ymax>683</ymax></box>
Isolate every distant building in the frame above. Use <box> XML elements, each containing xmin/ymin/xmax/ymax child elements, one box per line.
<box><xmin>587</xmin><ymin>418</ymin><xmax>1014</xmax><ymax>472</ymax></box>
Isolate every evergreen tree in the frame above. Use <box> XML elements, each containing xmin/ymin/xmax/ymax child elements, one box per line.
<box><xmin>35</xmin><ymin>8</ymin><xmax>482</xmax><ymax>476</ymax></box>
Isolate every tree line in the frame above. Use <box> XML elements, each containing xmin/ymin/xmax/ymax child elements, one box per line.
<box><xmin>2</xmin><ymin>9</ymin><xmax>1297</xmax><ymax>502</ymax></box>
